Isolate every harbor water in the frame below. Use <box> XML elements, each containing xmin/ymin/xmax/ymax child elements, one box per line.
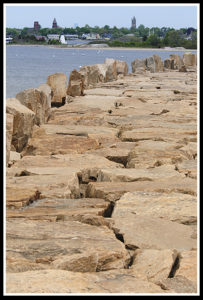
<box><xmin>6</xmin><ymin>45</ymin><xmax>197</xmax><ymax>98</ymax></box>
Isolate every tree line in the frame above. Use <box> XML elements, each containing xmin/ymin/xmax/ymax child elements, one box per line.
<box><xmin>6</xmin><ymin>24</ymin><xmax>197</xmax><ymax>49</ymax></box>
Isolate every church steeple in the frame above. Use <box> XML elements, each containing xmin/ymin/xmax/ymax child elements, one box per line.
<box><xmin>131</xmin><ymin>16</ymin><xmax>136</xmax><ymax>29</ymax></box>
<box><xmin>52</xmin><ymin>18</ymin><xmax>58</xmax><ymax>28</ymax></box>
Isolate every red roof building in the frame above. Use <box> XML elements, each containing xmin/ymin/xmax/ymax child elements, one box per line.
<box><xmin>34</xmin><ymin>21</ymin><xmax>40</xmax><ymax>31</ymax></box>
<box><xmin>52</xmin><ymin>18</ymin><xmax>58</xmax><ymax>28</ymax></box>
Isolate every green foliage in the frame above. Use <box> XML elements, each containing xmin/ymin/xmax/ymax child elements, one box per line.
<box><xmin>6</xmin><ymin>24</ymin><xmax>197</xmax><ymax>49</ymax></box>
<box><xmin>48</xmin><ymin>39</ymin><xmax>61</xmax><ymax>45</ymax></box>
<box><xmin>63</xmin><ymin>27</ymin><xmax>77</xmax><ymax>34</ymax></box>
<box><xmin>38</xmin><ymin>28</ymin><xmax>51</xmax><ymax>36</ymax></box>
<box><xmin>6</xmin><ymin>28</ymin><xmax>20</xmax><ymax>37</ymax></box>
<box><xmin>163</xmin><ymin>30</ymin><xmax>182</xmax><ymax>47</ymax></box>
<box><xmin>146</xmin><ymin>34</ymin><xmax>162</xmax><ymax>47</ymax></box>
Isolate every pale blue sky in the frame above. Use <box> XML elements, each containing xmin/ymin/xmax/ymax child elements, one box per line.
<box><xmin>5</xmin><ymin>4</ymin><xmax>198</xmax><ymax>29</ymax></box>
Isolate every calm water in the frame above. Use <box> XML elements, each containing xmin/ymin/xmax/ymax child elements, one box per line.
<box><xmin>6</xmin><ymin>45</ymin><xmax>197</xmax><ymax>98</ymax></box>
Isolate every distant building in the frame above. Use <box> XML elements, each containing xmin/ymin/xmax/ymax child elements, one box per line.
<box><xmin>60</xmin><ymin>35</ymin><xmax>67</xmax><ymax>44</ymax></box>
<box><xmin>35</xmin><ymin>35</ymin><xmax>47</xmax><ymax>41</ymax></box>
<box><xmin>126</xmin><ymin>33</ymin><xmax>134</xmax><ymax>37</ymax></box>
<box><xmin>84</xmin><ymin>33</ymin><xmax>100</xmax><ymax>40</ymax></box>
<box><xmin>52</xmin><ymin>18</ymin><xmax>58</xmax><ymax>29</ymax></box>
<box><xmin>186</xmin><ymin>27</ymin><xmax>195</xmax><ymax>35</ymax></box>
<box><xmin>34</xmin><ymin>21</ymin><xmax>40</xmax><ymax>31</ymax></box>
<box><xmin>23</xmin><ymin>21</ymin><xmax>41</xmax><ymax>35</ymax></box>
<box><xmin>102</xmin><ymin>33</ymin><xmax>112</xmax><ymax>40</ymax></box>
<box><xmin>131</xmin><ymin>16</ymin><xmax>136</xmax><ymax>29</ymax></box>
<box><xmin>47</xmin><ymin>34</ymin><xmax>60</xmax><ymax>40</ymax></box>
<box><xmin>184</xmin><ymin>36</ymin><xmax>192</xmax><ymax>40</ymax></box>
<box><xmin>6</xmin><ymin>36</ymin><xmax>13</xmax><ymax>44</ymax></box>
<box><xmin>64</xmin><ymin>34</ymin><xmax>79</xmax><ymax>39</ymax></box>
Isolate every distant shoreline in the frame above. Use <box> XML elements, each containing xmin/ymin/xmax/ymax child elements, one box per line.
<box><xmin>6</xmin><ymin>44</ymin><xmax>197</xmax><ymax>52</ymax></box>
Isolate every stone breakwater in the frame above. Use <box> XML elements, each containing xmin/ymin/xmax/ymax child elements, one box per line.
<box><xmin>6</xmin><ymin>52</ymin><xmax>198</xmax><ymax>294</ymax></box>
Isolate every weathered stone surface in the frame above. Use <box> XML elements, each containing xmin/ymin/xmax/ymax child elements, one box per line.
<box><xmin>164</xmin><ymin>58</ymin><xmax>173</xmax><ymax>69</ymax></box>
<box><xmin>5</xmin><ymin>61</ymin><xmax>197</xmax><ymax>295</ymax></box>
<box><xmin>6</xmin><ymin>186</ymin><xmax>41</xmax><ymax>208</ymax></box>
<box><xmin>95</xmin><ymin>63</ymin><xmax>108</xmax><ymax>82</ymax></box>
<box><xmin>67</xmin><ymin>69</ymin><xmax>85</xmax><ymax>96</ymax></box>
<box><xmin>86</xmin><ymin>176</ymin><xmax>197</xmax><ymax>202</ymax></box>
<box><xmin>176</xmin><ymin>250</ymin><xmax>197</xmax><ymax>284</ymax></box>
<box><xmin>183</xmin><ymin>53</ymin><xmax>197</xmax><ymax>67</ymax></box>
<box><xmin>8</xmin><ymin>151</ymin><xmax>21</xmax><ymax>164</ymax></box>
<box><xmin>115</xmin><ymin>191</ymin><xmax>197</xmax><ymax>225</ymax></box>
<box><xmin>37</xmin><ymin>83</ymin><xmax>52</xmax><ymax>119</ymax></box>
<box><xmin>179</xmin><ymin>65</ymin><xmax>187</xmax><ymax>72</ymax></box>
<box><xmin>120</xmin><ymin>126</ymin><xmax>197</xmax><ymax>143</ymax></box>
<box><xmin>126</xmin><ymin>140</ymin><xmax>190</xmax><ymax>168</ymax></box>
<box><xmin>158</xmin><ymin>275</ymin><xmax>197</xmax><ymax>293</ymax></box>
<box><xmin>131</xmin><ymin>249</ymin><xmax>177</xmax><ymax>283</ymax></box>
<box><xmin>112</xmin><ymin>213</ymin><xmax>196</xmax><ymax>251</ymax></box>
<box><xmin>72</xmin><ymin>94</ymin><xmax>119</xmax><ymax>111</ymax></box>
<box><xmin>6</xmin><ymin>197</ymin><xmax>113</xmax><ymax>228</ymax></box>
<box><xmin>86</xmin><ymin>181</ymin><xmax>143</xmax><ymax>202</ymax></box>
<box><xmin>39</xmin><ymin>123</ymin><xmax>120</xmax><ymax>145</ymax></box>
<box><xmin>6</xmin><ymin>98</ymin><xmax>35</xmax><ymax>152</ymax></box>
<box><xmin>67</xmin><ymin>80</ymin><xmax>83</xmax><ymax>97</ymax></box>
<box><xmin>47</xmin><ymin>101</ymin><xmax>108</xmax><ymax>127</ymax></box>
<box><xmin>79</xmin><ymin>64</ymin><xmax>107</xmax><ymax>88</ymax></box>
<box><xmin>7</xmin><ymin>154</ymin><xmax>123</xmax><ymax>198</ymax></box>
<box><xmin>179</xmin><ymin>142</ymin><xmax>197</xmax><ymax>159</ymax></box>
<box><xmin>6</xmin><ymin>113</ymin><xmax>14</xmax><ymax>165</ymax></box>
<box><xmin>12</xmin><ymin>153</ymin><xmax>123</xmax><ymax>170</ymax></box>
<box><xmin>146</xmin><ymin>55</ymin><xmax>164</xmax><ymax>73</ymax></box>
<box><xmin>21</xmin><ymin>127</ymin><xmax>100</xmax><ymax>156</ymax></box>
<box><xmin>51</xmin><ymin>251</ymin><xmax>99</xmax><ymax>272</ymax></box>
<box><xmin>84</xmin><ymin>164</ymin><xmax>185</xmax><ymax>183</ymax></box>
<box><xmin>6</xmin><ymin>254</ymin><xmax>48</xmax><ymax>273</ymax></box>
<box><xmin>88</xmin><ymin>141</ymin><xmax>137</xmax><ymax>166</ymax></box>
<box><xmin>169</xmin><ymin>54</ymin><xmax>184</xmax><ymax>70</ymax></box>
<box><xmin>131</xmin><ymin>58</ymin><xmax>146</xmax><ymax>73</ymax></box>
<box><xmin>16</xmin><ymin>87</ymin><xmax>51</xmax><ymax>125</ymax></box>
<box><xmin>176</xmin><ymin>159</ymin><xmax>197</xmax><ymax>179</ymax></box>
<box><xmin>6</xmin><ymin>268</ymin><xmax>166</xmax><ymax>294</ymax></box>
<box><xmin>7</xmin><ymin>169</ymin><xmax>80</xmax><ymax>199</ymax></box>
<box><xmin>46</xmin><ymin>73</ymin><xmax>67</xmax><ymax>104</ymax></box>
<box><xmin>85</xmin><ymin>86</ymin><xmax>123</xmax><ymax>97</ymax></box>
<box><xmin>6</xmin><ymin>218</ymin><xmax>129</xmax><ymax>273</ymax></box>
<box><xmin>115</xmin><ymin>59</ymin><xmax>128</xmax><ymax>75</ymax></box>
<box><xmin>104</xmin><ymin>58</ymin><xmax>118</xmax><ymax>81</ymax></box>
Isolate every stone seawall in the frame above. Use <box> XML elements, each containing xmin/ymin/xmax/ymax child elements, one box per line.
<box><xmin>5</xmin><ymin>53</ymin><xmax>198</xmax><ymax>294</ymax></box>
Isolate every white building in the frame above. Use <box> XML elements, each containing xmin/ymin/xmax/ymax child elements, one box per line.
<box><xmin>47</xmin><ymin>34</ymin><xmax>60</xmax><ymax>40</ymax></box>
<box><xmin>60</xmin><ymin>35</ymin><xmax>67</xmax><ymax>44</ymax></box>
<box><xmin>83</xmin><ymin>33</ymin><xmax>100</xmax><ymax>40</ymax></box>
<box><xmin>6</xmin><ymin>37</ymin><xmax>13</xmax><ymax>43</ymax></box>
<box><xmin>64</xmin><ymin>34</ymin><xmax>78</xmax><ymax>39</ymax></box>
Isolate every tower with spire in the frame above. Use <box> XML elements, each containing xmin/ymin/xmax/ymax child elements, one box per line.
<box><xmin>52</xmin><ymin>18</ymin><xmax>58</xmax><ymax>28</ymax></box>
<box><xmin>131</xmin><ymin>16</ymin><xmax>136</xmax><ymax>29</ymax></box>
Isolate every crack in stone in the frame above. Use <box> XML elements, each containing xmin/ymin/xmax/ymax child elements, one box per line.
<box><xmin>168</xmin><ymin>252</ymin><xmax>181</xmax><ymax>278</ymax></box>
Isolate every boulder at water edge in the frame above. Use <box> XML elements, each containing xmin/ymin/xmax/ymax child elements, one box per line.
<box><xmin>183</xmin><ymin>53</ymin><xmax>197</xmax><ymax>67</ymax></box>
<box><xmin>6</xmin><ymin>113</ymin><xmax>14</xmax><ymax>166</ymax></box>
<box><xmin>146</xmin><ymin>54</ymin><xmax>164</xmax><ymax>73</ymax></box>
<box><xmin>6</xmin><ymin>98</ymin><xmax>35</xmax><ymax>152</ymax></box>
<box><xmin>46</xmin><ymin>73</ymin><xmax>67</xmax><ymax>105</ymax></box>
<box><xmin>131</xmin><ymin>58</ymin><xmax>146</xmax><ymax>73</ymax></box>
<box><xmin>104</xmin><ymin>58</ymin><xmax>118</xmax><ymax>81</ymax></box>
<box><xmin>67</xmin><ymin>69</ymin><xmax>85</xmax><ymax>97</ymax></box>
<box><xmin>16</xmin><ymin>87</ymin><xmax>51</xmax><ymax>125</ymax></box>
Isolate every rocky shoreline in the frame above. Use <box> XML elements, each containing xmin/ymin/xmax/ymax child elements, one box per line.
<box><xmin>6</xmin><ymin>43</ymin><xmax>197</xmax><ymax>52</ymax></box>
<box><xmin>6</xmin><ymin>53</ymin><xmax>198</xmax><ymax>294</ymax></box>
